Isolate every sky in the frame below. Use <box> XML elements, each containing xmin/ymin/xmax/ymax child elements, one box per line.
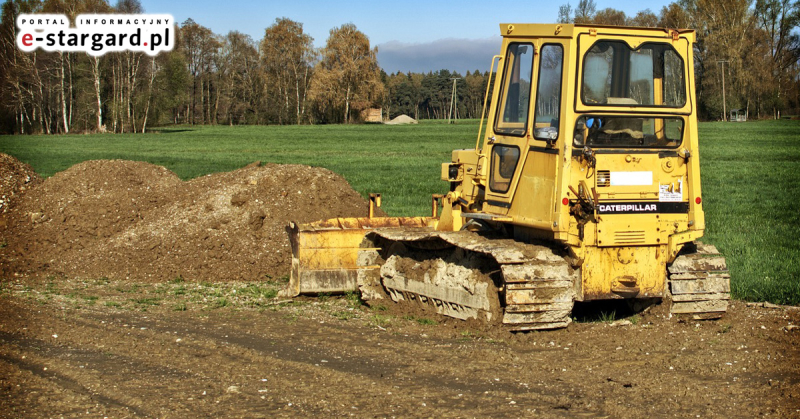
<box><xmin>139</xmin><ymin>0</ymin><xmax>677</xmax><ymax>74</ymax></box>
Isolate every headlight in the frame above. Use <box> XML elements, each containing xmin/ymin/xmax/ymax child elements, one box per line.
<box><xmin>448</xmin><ymin>164</ymin><xmax>460</xmax><ymax>181</ymax></box>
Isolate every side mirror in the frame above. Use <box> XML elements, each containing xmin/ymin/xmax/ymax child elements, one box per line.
<box><xmin>533</xmin><ymin>127</ymin><xmax>558</xmax><ymax>144</ymax></box>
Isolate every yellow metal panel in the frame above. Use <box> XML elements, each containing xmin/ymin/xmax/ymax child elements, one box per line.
<box><xmin>595</xmin><ymin>217</ymin><xmax>663</xmax><ymax>247</ymax></box>
<box><xmin>500</xmin><ymin>24</ymin><xmax>695</xmax><ymax>43</ymax></box>
<box><xmin>580</xmin><ymin>245</ymin><xmax>668</xmax><ymax>300</ymax></box>
<box><xmin>684</xmin><ymin>117</ymin><xmax>705</xmax><ymax>232</ymax></box>
<box><xmin>509</xmin><ymin>150</ymin><xmax>556</xmax><ymax>224</ymax></box>
<box><xmin>297</xmin><ymin>247</ymin><xmax>365</xmax><ymax>270</ymax></box>
<box><xmin>297</xmin><ymin>229</ymin><xmax>372</xmax><ymax>250</ymax></box>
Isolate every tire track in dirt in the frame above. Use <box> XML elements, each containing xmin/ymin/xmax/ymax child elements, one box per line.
<box><xmin>0</xmin><ymin>349</ymin><xmax>149</xmax><ymax>417</ymax></box>
<box><xmin>1</xmin><ymin>298</ymin><xmax>592</xmax><ymax>417</ymax></box>
<box><xmin>74</xmin><ymin>309</ymin><xmax>588</xmax><ymax>417</ymax></box>
<box><xmin>94</xmin><ymin>311</ymin><xmax>590</xmax><ymax>415</ymax></box>
<box><xmin>1</xmin><ymin>300</ymin><xmax>326</xmax><ymax>417</ymax></box>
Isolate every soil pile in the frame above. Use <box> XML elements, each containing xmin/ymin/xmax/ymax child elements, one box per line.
<box><xmin>0</xmin><ymin>153</ymin><xmax>41</xmax><ymax>216</ymax></box>
<box><xmin>385</xmin><ymin>115</ymin><xmax>418</xmax><ymax>125</ymax></box>
<box><xmin>0</xmin><ymin>159</ymin><xmax>372</xmax><ymax>282</ymax></box>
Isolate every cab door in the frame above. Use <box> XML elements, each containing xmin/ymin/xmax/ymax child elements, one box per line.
<box><xmin>508</xmin><ymin>43</ymin><xmax>566</xmax><ymax>226</ymax></box>
<box><xmin>483</xmin><ymin>40</ymin><xmax>539</xmax><ymax>215</ymax></box>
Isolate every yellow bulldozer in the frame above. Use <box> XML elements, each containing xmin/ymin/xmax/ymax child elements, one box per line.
<box><xmin>280</xmin><ymin>23</ymin><xmax>730</xmax><ymax>331</ymax></box>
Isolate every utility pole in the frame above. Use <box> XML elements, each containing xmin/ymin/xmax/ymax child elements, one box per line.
<box><xmin>448</xmin><ymin>77</ymin><xmax>461</xmax><ymax>124</ymax></box>
<box><xmin>717</xmin><ymin>60</ymin><xmax>729</xmax><ymax>121</ymax></box>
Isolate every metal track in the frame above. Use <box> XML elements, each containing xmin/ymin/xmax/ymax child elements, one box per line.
<box><xmin>357</xmin><ymin>228</ymin><xmax>578</xmax><ymax>331</ymax></box>
<box><xmin>667</xmin><ymin>242</ymin><xmax>731</xmax><ymax>319</ymax></box>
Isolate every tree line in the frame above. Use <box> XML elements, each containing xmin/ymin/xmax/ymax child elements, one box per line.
<box><xmin>1</xmin><ymin>0</ymin><xmax>798</xmax><ymax>135</ymax></box>
<box><xmin>0</xmin><ymin>0</ymin><xmax>388</xmax><ymax>133</ymax></box>
<box><xmin>0</xmin><ymin>0</ymin><xmax>490</xmax><ymax>134</ymax></box>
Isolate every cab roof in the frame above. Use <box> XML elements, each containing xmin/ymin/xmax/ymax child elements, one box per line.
<box><xmin>499</xmin><ymin>23</ymin><xmax>695</xmax><ymax>42</ymax></box>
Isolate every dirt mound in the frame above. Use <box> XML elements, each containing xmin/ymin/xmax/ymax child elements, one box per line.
<box><xmin>0</xmin><ymin>153</ymin><xmax>40</xmax><ymax>216</ymax></box>
<box><xmin>0</xmin><ymin>160</ymin><xmax>372</xmax><ymax>282</ymax></box>
<box><xmin>385</xmin><ymin>114</ymin><xmax>418</xmax><ymax>125</ymax></box>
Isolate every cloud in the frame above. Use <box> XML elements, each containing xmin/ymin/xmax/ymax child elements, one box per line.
<box><xmin>376</xmin><ymin>37</ymin><xmax>501</xmax><ymax>75</ymax></box>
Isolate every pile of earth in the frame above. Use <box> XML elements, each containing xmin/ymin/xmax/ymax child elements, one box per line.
<box><xmin>384</xmin><ymin>114</ymin><xmax>418</xmax><ymax>125</ymax></box>
<box><xmin>0</xmin><ymin>158</ymin><xmax>374</xmax><ymax>282</ymax></box>
<box><xmin>0</xmin><ymin>153</ymin><xmax>40</xmax><ymax>217</ymax></box>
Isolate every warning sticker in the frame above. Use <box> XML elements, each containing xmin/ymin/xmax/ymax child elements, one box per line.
<box><xmin>659</xmin><ymin>179</ymin><xmax>683</xmax><ymax>202</ymax></box>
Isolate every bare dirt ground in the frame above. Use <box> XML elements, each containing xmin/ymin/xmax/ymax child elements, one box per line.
<box><xmin>1</xmin><ymin>155</ymin><xmax>799</xmax><ymax>418</ymax></box>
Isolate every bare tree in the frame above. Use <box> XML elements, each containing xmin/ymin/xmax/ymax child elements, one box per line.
<box><xmin>679</xmin><ymin>0</ymin><xmax>761</xmax><ymax>119</ymax></box>
<box><xmin>181</xmin><ymin>18</ymin><xmax>218</xmax><ymax>124</ymax></box>
<box><xmin>558</xmin><ymin>3</ymin><xmax>573</xmax><ymax>23</ymax></box>
<box><xmin>216</xmin><ymin>31</ymin><xmax>260</xmax><ymax>125</ymax></box>
<box><xmin>80</xmin><ymin>0</ymin><xmax>113</xmax><ymax>132</ymax></box>
<box><xmin>754</xmin><ymin>0</ymin><xmax>800</xmax><ymax>118</ymax></box>
<box><xmin>629</xmin><ymin>9</ymin><xmax>659</xmax><ymax>27</ymax></box>
<box><xmin>660</xmin><ymin>2</ymin><xmax>693</xmax><ymax>28</ymax></box>
<box><xmin>260</xmin><ymin>18</ymin><xmax>316</xmax><ymax>125</ymax></box>
<box><xmin>574</xmin><ymin>0</ymin><xmax>597</xmax><ymax>23</ymax></box>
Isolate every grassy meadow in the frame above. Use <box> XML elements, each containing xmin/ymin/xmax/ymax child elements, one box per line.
<box><xmin>1</xmin><ymin>120</ymin><xmax>798</xmax><ymax>305</ymax></box>
<box><xmin>0</xmin><ymin>121</ymin><xmax>465</xmax><ymax>218</ymax></box>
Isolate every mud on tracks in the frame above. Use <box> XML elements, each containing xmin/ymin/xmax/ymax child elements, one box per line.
<box><xmin>0</xmin><ymin>159</ymin><xmax>373</xmax><ymax>282</ymax></box>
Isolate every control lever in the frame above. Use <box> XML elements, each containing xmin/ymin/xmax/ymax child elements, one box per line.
<box><xmin>568</xmin><ymin>183</ymin><xmax>597</xmax><ymax>241</ymax></box>
<box><xmin>568</xmin><ymin>184</ymin><xmax>595</xmax><ymax>213</ymax></box>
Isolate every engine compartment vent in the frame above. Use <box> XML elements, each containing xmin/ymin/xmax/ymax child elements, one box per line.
<box><xmin>597</xmin><ymin>170</ymin><xmax>611</xmax><ymax>187</ymax></box>
<box><xmin>614</xmin><ymin>230</ymin><xmax>646</xmax><ymax>245</ymax></box>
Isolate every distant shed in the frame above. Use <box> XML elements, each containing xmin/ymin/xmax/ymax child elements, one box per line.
<box><xmin>729</xmin><ymin>109</ymin><xmax>747</xmax><ymax>122</ymax></box>
<box><xmin>361</xmin><ymin>108</ymin><xmax>383</xmax><ymax>123</ymax></box>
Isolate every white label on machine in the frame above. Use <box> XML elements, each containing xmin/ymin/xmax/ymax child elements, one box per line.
<box><xmin>610</xmin><ymin>171</ymin><xmax>653</xmax><ymax>186</ymax></box>
<box><xmin>659</xmin><ymin>179</ymin><xmax>684</xmax><ymax>202</ymax></box>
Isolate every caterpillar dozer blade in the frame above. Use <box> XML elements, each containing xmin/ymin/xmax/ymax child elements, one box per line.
<box><xmin>279</xmin><ymin>217</ymin><xmax>435</xmax><ymax>297</ymax></box>
<box><xmin>281</xmin><ymin>219</ymin><xmax>580</xmax><ymax>331</ymax></box>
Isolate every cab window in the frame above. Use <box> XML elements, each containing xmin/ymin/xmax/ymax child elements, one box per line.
<box><xmin>533</xmin><ymin>44</ymin><xmax>564</xmax><ymax>141</ymax></box>
<box><xmin>495</xmin><ymin>43</ymin><xmax>535</xmax><ymax>136</ymax></box>
<box><xmin>582</xmin><ymin>41</ymin><xmax>686</xmax><ymax>107</ymax></box>
<box><xmin>489</xmin><ymin>145</ymin><xmax>520</xmax><ymax>193</ymax></box>
<box><xmin>573</xmin><ymin>116</ymin><xmax>684</xmax><ymax>148</ymax></box>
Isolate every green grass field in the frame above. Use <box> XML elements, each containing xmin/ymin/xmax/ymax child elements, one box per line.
<box><xmin>0</xmin><ymin>121</ymin><xmax>465</xmax><ymax>218</ymax></box>
<box><xmin>1</xmin><ymin>120</ymin><xmax>798</xmax><ymax>305</ymax></box>
<box><xmin>699</xmin><ymin>120</ymin><xmax>800</xmax><ymax>305</ymax></box>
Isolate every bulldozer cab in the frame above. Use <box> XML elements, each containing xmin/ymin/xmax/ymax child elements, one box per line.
<box><xmin>471</xmin><ymin>24</ymin><xmax>707</xmax><ymax>301</ymax></box>
<box><xmin>480</xmin><ymin>25</ymin><xmax>703</xmax><ymax>252</ymax></box>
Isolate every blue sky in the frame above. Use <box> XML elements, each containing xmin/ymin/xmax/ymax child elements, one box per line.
<box><xmin>139</xmin><ymin>0</ymin><xmax>677</xmax><ymax>73</ymax></box>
